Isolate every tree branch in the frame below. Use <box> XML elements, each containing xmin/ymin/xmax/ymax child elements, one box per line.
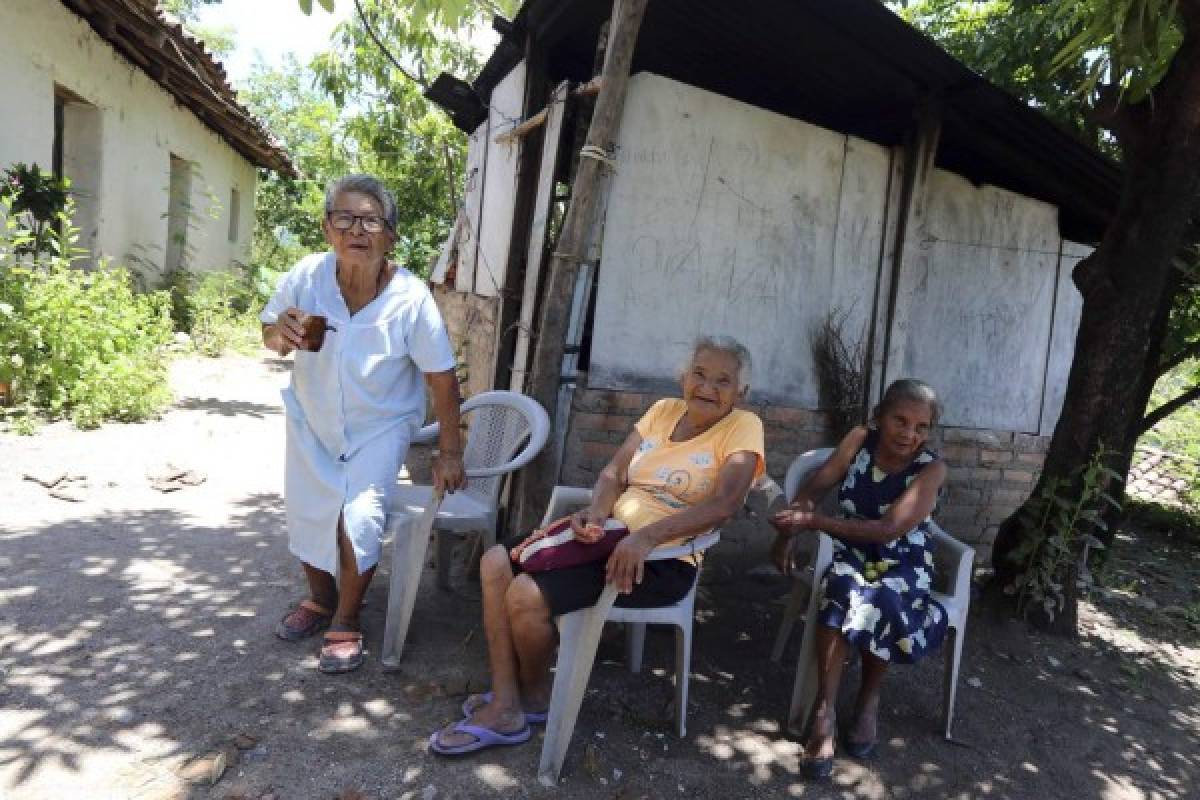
<box><xmin>1141</xmin><ymin>383</ymin><xmax>1200</xmax><ymax>432</ymax></box>
<box><xmin>1159</xmin><ymin>339</ymin><xmax>1200</xmax><ymax>376</ymax></box>
<box><xmin>353</xmin><ymin>0</ymin><xmax>427</xmax><ymax>90</ymax></box>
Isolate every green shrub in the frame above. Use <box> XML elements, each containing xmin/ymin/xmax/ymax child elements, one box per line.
<box><xmin>0</xmin><ymin>196</ymin><xmax>175</xmax><ymax>430</ymax></box>
<box><xmin>181</xmin><ymin>268</ymin><xmax>262</xmax><ymax>357</ymax></box>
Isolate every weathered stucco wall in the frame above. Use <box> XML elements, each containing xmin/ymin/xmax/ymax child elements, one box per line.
<box><xmin>431</xmin><ymin>284</ymin><xmax>500</xmax><ymax>402</ymax></box>
<box><xmin>588</xmin><ymin>72</ymin><xmax>1086</xmax><ymax>439</ymax></box>
<box><xmin>0</xmin><ymin>0</ymin><xmax>257</xmax><ymax>282</ymax></box>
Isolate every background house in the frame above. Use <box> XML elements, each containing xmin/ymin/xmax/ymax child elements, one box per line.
<box><xmin>0</xmin><ymin>0</ymin><xmax>293</xmax><ymax>282</ymax></box>
<box><xmin>432</xmin><ymin>0</ymin><xmax>1121</xmax><ymax>559</ymax></box>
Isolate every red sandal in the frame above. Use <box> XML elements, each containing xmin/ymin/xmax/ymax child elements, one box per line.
<box><xmin>319</xmin><ymin>629</ymin><xmax>365</xmax><ymax>674</ymax></box>
<box><xmin>274</xmin><ymin>600</ymin><xmax>332</xmax><ymax>642</ymax></box>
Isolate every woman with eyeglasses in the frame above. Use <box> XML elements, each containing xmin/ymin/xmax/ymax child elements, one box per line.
<box><xmin>259</xmin><ymin>174</ymin><xmax>466</xmax><ymax>674</ymax></box>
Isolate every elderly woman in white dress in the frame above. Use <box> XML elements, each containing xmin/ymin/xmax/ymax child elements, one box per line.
<box><xmin>260</xmin><ymin>174</ymin><xmax>466</xmax><ymax>673</ymax></box>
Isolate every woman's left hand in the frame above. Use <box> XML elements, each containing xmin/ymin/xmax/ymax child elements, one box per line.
<box><xmin>605</xmin><ymin>531</ymin><xmax>655</xmax><ymax>594</ymax></box>
<box><xmin>432</xmin><ymin>452</ymin><xmax>466</xmax><ymax>493</ymax></box>
<box><xmin>769</xmin><ymin>507</ymin><xmax>817</xmax><ymax>535</ymax></box>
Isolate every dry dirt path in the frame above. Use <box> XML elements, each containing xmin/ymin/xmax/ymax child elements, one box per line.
<box><xmin>1</xmin><ymin>353</ymin><xmax>1198</xmax><ymax>799</ymax></box>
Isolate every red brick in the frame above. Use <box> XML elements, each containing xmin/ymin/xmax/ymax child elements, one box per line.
<box><xmin>980</xmin><ymin>449</ymin><xmax>1015</xmax><ymax>465</ymax></box>
<box><xmin>581</xmin><ymin>440</ymin><xmax>617</xmax><ymax>460</ymax></box>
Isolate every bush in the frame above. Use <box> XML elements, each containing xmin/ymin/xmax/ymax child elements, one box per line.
<box><xmin>0</xmin><ymin>195</ymin><xmax>175</xmax><ymax>430</ymax></box>
<box><xmin>179</xmin><ymin>268</ymin><xmax>263</xmax><ymax>357</ymax></box>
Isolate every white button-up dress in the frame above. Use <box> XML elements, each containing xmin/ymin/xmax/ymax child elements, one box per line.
<box><xmin>261</xmin><ymin>251</ymin><xmax>456</xmax><ymax>575</ymax></box>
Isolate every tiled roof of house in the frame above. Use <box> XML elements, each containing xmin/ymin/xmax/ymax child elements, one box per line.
<box><xmin>60</xmin><ymin>0</ymin><xmax>296</xmax><ymax>177</ymax></box>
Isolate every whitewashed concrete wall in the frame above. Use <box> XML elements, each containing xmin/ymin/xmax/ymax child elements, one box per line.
<box><xmin>590</xmin><ymin>72</ymin><xmax>890</xmax><ymax>407</ymax></box>
<box><xmin>1039</xmin><ymin>240</ymin><xmax>1090</xmax><ymax>434</ymax></box>
<box><xmin>0</xmin><ymin>0</ymin><xmax>257</xmax><ymax>283</ymax></box>
<box><xmin>589</xmin><ymin>72</ymin><xmax>1086</xmax><ymax>434</ymax></box>
<box><xmin>884</xmin><ymin>171</ymin><xmax>1062</xmax><ymax>432</ymax></box>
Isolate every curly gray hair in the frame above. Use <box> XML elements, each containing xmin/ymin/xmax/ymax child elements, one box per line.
<box><xmin>323</xmin><ymin>174</ymin><xmax>398</xmax><ymax>231</ymax></box>
<box><xmin>684</xmin><ymin>335</ymin><xmax>753</xmax><ymax>393</ymax></box>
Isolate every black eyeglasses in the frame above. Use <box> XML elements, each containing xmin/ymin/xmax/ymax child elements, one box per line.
<box><xmin>327</xmin><ymin>210</ymin><xmax>389</xmax><ymax>233</ymax></box>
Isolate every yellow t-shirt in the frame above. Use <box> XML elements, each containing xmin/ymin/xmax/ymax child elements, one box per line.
<box><xmin>611</xmin><ymin>398</ymin><xmax>765</xmax><ymax>551</ymax></box>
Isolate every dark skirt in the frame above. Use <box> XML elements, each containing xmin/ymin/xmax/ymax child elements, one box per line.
<box><xmin>511</xmin><ymin>553</ymin><xmax>697</xmax><ymax>617</ymax></box>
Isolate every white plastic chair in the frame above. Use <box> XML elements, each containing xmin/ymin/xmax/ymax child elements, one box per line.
<box><xmin>536</xmin><ymin>486</ymin><xmax>721</xmax><ymax>787</ymax></box>
<box><xmin>379</xmin><ymin>390</ymin><xmax>550</xmax><ymax>666</ymax></box>
<box><xmin>774</xmin><ymin>448</ymin><xmax>975</xmax><ymax>740</ymax></box>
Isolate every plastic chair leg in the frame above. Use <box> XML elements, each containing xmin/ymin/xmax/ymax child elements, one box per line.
<box><xmin>942</xmin><ymin>623</ymin><xmax>964</xmax><ymax>739</ymax></box>
<box><xmin>771</xmin><ymin>578</ymin><xmax>808</xmax><ymax>662</ymax></box>
<box><xmin>626</xmin><ymin>623</ymin><xmax>646</xmax><ymax>673</ymax></box>
<box><xmin>787</xmin><ymin>588</ymin><xmax>824</xmax><ymax>737</ymax></box>
<box><xmin>538</xmin><ymin>585</ymin><xmax>619</xmax><ymax>787</ymax></box>
<box><xmin>380</xmin><ymin>498</ymin><xmax>439</xmax><ymax>667</ymax></box>
<box><xmin>674</xmin><ymin>621</ymin><xmax>692</xmax><ymax>737</ymax></box>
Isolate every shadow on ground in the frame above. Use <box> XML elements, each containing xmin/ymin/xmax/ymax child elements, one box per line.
<box><xmin>1</xmin><ymin>498</ymin><xmax>1197</xmax><ymax>799</ymax></box>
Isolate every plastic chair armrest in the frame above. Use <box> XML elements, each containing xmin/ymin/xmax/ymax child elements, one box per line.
<box><xmin>645</xmin><ymin>531</ymin><xmax>720</xmax><ymax>561</ymax></box>
<box><xmin>541</xmin><ymin>487</ymin><xmax>595</xmax><ymax>527</ymax></box>
<box><xmin>930</xmin><ymin>521</ymin><xmax>975</xmax><ymax>599</ymax></box>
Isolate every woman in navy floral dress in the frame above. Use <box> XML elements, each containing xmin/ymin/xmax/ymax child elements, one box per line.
<box><xmin>770</xmin><ymin>379</ymin><xmax>948</xmax><ymax>779</ymax></box>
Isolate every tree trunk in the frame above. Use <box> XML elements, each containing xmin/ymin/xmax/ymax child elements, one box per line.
<box><xmin>990</xmin><ymin>28</ymin><xmax>1200</xmax><ymax>633</ymax></box>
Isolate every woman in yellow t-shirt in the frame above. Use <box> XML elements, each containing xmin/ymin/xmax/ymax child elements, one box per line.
<box><xmin>430</xmin><ymin>336</ymin><xmax>765</xmax><ymax>756</ymax></box>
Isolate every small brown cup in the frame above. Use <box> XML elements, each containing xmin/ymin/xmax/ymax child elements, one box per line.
<box><xmin>299</xmin><ymin>314</ymin><xmax>330</xmax><ymax>352</ymax></box>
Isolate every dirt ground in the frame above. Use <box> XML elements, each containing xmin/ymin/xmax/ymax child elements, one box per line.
<box><xmin>1</xmin><ymin>353</ymin><xmax>1198</xmax><ymax>800</ymax></box>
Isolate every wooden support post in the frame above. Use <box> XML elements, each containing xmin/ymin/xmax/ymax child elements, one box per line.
<box><xmin>867</xmin><ymin>97</ymin><xmax>942</xmax><ymax>408</ymax></box>
<box><xmin>514</xmin><ymin>0</ymin><xmax>648</xmax><ymax>534</ymax></box>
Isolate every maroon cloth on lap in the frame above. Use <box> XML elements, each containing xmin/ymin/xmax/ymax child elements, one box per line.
<box><xmin>515</xmin><ymin>516</ymin><xmax>630</xmax><ymax>573</ymax></box>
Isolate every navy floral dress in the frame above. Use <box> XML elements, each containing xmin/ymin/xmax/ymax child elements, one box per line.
<box><xmin>816</xmin><ymin>429</ymin><xmax>948</xmax><ymax>664</ymax></box>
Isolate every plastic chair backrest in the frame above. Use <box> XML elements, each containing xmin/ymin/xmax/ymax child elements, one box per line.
<box><xmin>458</xmin><ymin>391</ymin><xmax>550</xmax><ymax>505</ymax></box>
<box><xmin>784</xmin><ymin>448</ymin><xmax>835</xmax><ymax>503</ymax></box>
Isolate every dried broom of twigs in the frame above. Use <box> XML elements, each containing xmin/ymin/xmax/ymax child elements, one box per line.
<box><xmin>811</xmin><ymin>308</ymin><xmax>866</xmax><ymax>440</ymax></box>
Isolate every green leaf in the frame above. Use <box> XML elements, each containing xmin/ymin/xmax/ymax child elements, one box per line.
<box><xmin>298</xmin><ymin>0</ymin><xmax>313</xmax><ymax>14</ymax></box>
<box><xmin>317</xmin><ymin>0</ymin><xmax>335</xmax><ymax>11</ymax></box>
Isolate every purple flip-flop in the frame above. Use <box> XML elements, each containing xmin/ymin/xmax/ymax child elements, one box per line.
<box><xmin>461</xmin><ymin>691</ymin><xmax>549</xmax><ymax>725</ymax></box>
<box><xmin>429</xmin><ymin>720</ymin><xmax>532</xmax><ymax>756</ymax></box>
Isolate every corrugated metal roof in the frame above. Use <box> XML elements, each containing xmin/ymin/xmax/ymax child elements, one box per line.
<box><xmin>469</xmin><ymin>0</ymin><xmax>1119</xmax><ymax>243</ymax></box>
<box><xmin>59</xmin><ymin>0</ymin><xmax>295</xmax><ymax>177</ymax></box>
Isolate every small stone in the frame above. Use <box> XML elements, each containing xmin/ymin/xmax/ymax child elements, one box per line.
<box><xmin>966</xmin><ymin>677</ymin><xmax>983</xmax><ymax>689</ymax></box>
<box><xmin>1161</xmin><ymin>605</ymin><xmax>1187</xmax><ymax>617</ymax></box>
<box><xmin>179</xmin><ymin>750</ymin><xmax>228</xmax><ymax>786</ymax></box>
<box><xmin>232</xmin><ymin>733</ymin><xmax>259</xmax><ymax>750</ymax></box>
<box><xmin>421</xmin><ymin>785</ymin><xmax>437</xmax><ymax>800</ymax></box>
<box><xmin>613</xmin><ymin>768</ymin><xmax>623</xmax><ymax>782</ymax></box>
<box><xmin>1047</xmin><ymin>656</ymin><xmax>1062</xmax><ymax>668</ymax></box>
<box><xmin>1074</xmin><ymin>667</ymin><xmax>1095</xmax><ymax>682</ymax></box>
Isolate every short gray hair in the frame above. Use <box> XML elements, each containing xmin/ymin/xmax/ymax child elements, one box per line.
<box><xmin>324</xmin><ymin>174</ymin><xmax>398</xmax><ymax>231</ymax></box>
<box><xmin>872</xmin><ymin>378</ymin><xmax>942</xmax><ymax>427</ymax></box>
<box><xmin>687</xmin><ymin>335</ymin><xmax>753</xmax><ymax>393</ymax></box>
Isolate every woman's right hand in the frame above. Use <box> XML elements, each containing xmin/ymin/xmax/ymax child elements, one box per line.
<box><xmin>267</xmin><ymin>308</ymin><xmax>306</xmax><ymax>356</ymax></box>
<box><xmin>569</xmin><ymin>507</ymin><xmax>607</xmax><ymax>544</ymax></box>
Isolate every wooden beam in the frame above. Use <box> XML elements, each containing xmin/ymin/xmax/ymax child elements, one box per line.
<box><xmin>871</xmin><ymin>97</ymin><xmax>942</xmax><ymax>403</ymax></box>
<box><xmin>514</xmin><ymin>0</ymin><xmax>648</xmax><ymax>534</ymax></box>
<box><xmin>493</xmin><ymin>80</ymin><xmax>607</xmax><ymax>144</ymax></box>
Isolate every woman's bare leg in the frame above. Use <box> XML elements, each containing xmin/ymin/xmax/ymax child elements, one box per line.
<box><xmin>300</xmin><ymin>561</ymin><xmax>338</xmax><ymax>612</ymax></box>
<box><xmin>436</xmin><ymin>545</ymin><xmax>538</xmax><ymax>745</ymax></box>
<box><xmin>849</xmin><ymin>649</ymin><xmax>888</xmax><ymax>744</ymax></box>
<box><xmin>332</xmin><ymin>515</ymin><xmax>374</xmax><ymax>630</ymax></box>
<box><xmin>806</xmin><ymin>624</ymin><xmax>849</xmax><ymax>760</ymax></box>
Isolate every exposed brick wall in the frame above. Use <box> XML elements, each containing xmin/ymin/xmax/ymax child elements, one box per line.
<box><xmin>560</xmin><ymin>379</ymin><xmax>1050</xmax><ymax>565</ymax></box>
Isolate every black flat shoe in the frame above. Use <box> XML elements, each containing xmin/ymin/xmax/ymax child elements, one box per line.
<box><xmin>801</xmin><ymin>756</ymin><xmax>834</xmax><ymax>780</ymax></box>
<box><xmin>841</xmin><ymin>733</ymin><xmax>877</xmax><ymax>760</ymax></box>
